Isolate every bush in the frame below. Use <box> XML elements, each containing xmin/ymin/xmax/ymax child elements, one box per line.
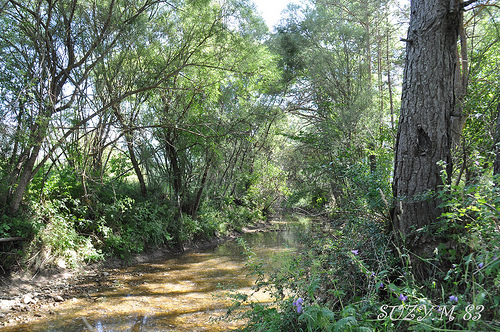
<box><xmin>0</xmin><ymin>212</ymin><xmax>41</xmax><ymax>239</ymax></box>
<box><xmin>24</xmin><ymin>202</ymin><xmax>104</xmax><ymax>269</ymax></box>
<box><xmin>98</xmin><ymin>198</ymin><xmax>174</xmax><ymax>258</ymax></box>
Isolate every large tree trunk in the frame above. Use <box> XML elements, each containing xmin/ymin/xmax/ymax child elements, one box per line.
<box><xmin>392</xmin><ymin>0</ymin><xmax>461</xmax><ymax>278</ymax></box>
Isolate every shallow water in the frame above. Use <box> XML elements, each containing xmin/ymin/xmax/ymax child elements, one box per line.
<box><xmin>5</xmin><ymin>217</ymin><xmax>308</xmax><ymax>331</ymax></box>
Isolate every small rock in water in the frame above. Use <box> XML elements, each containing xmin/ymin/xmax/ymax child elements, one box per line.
<box><xmin>22</xmin><ymin>294</ymin><xmax>34</xmax><ymax>304</ymax></box>
<box><xmin>53</xmin><ymin>295</ymin><xmax>64</xmax><ymax>302</ymax></box>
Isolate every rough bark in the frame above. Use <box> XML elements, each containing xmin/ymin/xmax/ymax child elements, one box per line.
<box><xmin>392</xmin><ymin>0</ymin><xmax>461</xmax><ymax>277</ymax></box>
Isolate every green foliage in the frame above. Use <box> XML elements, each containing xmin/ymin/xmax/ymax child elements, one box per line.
<box><xmin>226</xmin><ymin>163</ymin><xmax>500</xmax><ymax>331</ymax></box>
<box><xmin>26</xmin><ymin>202</ymin><xmax>104</xmax><ymax>269</ymax></box>
<box><xmin>28</xmin><ymin>165</ymin><xmax>83</xmax><ymax>202</ymax></box>
<box><xmin>199</xmin><ymin>198</ymin><xmax>263</xmax><ymax>235</ymax></box>
<box><xmin>180</xmin><ymin>212</ymin><xmax>226</xmax><ymax>242</ymax></box>
<box><xmin>246</xmin><ymin>159</ymin><xmax>290</xmax><ymax>214</ymax></box>
<box><xmin>0</xmin><ymin>212</ymin><xmax>40</xmax><ymax>239</ymax></box>
<box><xmin>0</xmin><ymin>210</ymin><xmax>44</xmax><ymax>272</ymax></box>
<box><xmin>430</xmin><ymin>170</ymin><xmax>500</xmax><ymax>328</ymax></box>
<box><xmin>284</xmin><ymin>143</ymin><xmax>393</xmax><ymax>218</ymax></box>
<box><xmin>97</xmin><ymin>198</ymin><xmax>174</xmax><ymax>258</ymax></box>
<box><xmin>459</xmin><ymin>9</ymin><xmax>500</xmax><ymax>175</ymax></box>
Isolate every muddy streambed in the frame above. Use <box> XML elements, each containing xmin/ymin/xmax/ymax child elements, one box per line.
<box><xmin>1</xmin><ymin>217</ymin><xmax>309</xmax><ymax>331</ymax></box>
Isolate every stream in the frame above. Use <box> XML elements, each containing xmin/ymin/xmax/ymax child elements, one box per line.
<box><xmin>2</xmin><ymin>216</ymin><xmax>309</xmax><ymax>331</ymax></box>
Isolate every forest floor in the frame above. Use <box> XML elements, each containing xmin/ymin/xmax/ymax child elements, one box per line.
<box><xmin>0</xmin><ymin>220</ymin><xmax>274</xmax><ymax>327</ymax></box>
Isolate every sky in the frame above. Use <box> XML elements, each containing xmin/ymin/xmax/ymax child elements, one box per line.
<box><xmin>252</xmin><ymin>0</ymin><xmax>301</xmax><ymax>29</ymax></box>
<box><xmin>252</xmin><ymin>0</ymin><xmax>410</xmax><ymax>31</ymax></box>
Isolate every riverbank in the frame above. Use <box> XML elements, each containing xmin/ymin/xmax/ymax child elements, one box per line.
<box><xmin>0</xmin><ymin>219</ymin><xmax>275</xmax><ymax>327</ymax></box>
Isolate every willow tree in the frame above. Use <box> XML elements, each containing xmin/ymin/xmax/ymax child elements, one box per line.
<box><xmin>392</xmin><ymin>0</ymin><xmax>477</xmax><ymax>277</ymax></box>
<box><xmin>140</xmin><ymin>0</ymin><xmax>277</xmax><ymax>218</ymax></box>
<box><xmin>0</xmin><ymin>0</ymin><xmax>162</xmax><ymax>215</ymax></box>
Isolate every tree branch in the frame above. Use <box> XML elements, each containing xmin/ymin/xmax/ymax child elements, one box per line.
<box><xmin>461</xmin><ymin>0</ymin><xmax>482</xmax><ymax>8</ymax></box>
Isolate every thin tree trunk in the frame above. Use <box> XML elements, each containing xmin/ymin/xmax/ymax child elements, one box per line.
<box><xmin>114</xmin><ymin>108</ymin><xmax>147</xmax><ymax>197</ymax></box>
<box><xmin>493</xmin><ymin>102</ymin><xmax>500</xmax><ymax>180</ymax></box>
<box><xmin>165</xmin><ymin>134</ymin><xmax>184</xmax><ymax>252</ymax></box>
<box><xmin>124</xmin><ymin>133</ymin><xmax>147</xmax><ymax>197</ymax></box>
<box><xmin>387</xmin><ymin>33</ymin><xmax>395</xmax><ymax>132</ymax></box>
<box><xmin>377</xmin><ymin>36</ymin><xmax>383</xmax><ymax>114</ymax></box>
<box><xmin>190</xmin><ymin>158</ymin><xmax>211</xmax><ymax>219</ymax></box>
<box><xmin>8</xmin><ymin>112</ymin><xmax>50</xmax><ymax>215</ymax></box>
<box><xmin>166</xmin><ymin>137</ymin><xmax>183</xmax><ymax>204</ymax></box>
<box><xmin>9</xmin><ymin>142</ymin><xmax>43</xmax><ymax>215</ymax></box>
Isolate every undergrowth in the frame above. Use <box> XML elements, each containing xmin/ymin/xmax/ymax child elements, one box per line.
<box><xmin>0</xmin><ymin>180</ymin><xmax>263</xmax><ymax>272</ymax></box>
<box><xmin>223</xmin><ymin>166</ymin><xmax>500</xmax><ymax>331</ymax></box>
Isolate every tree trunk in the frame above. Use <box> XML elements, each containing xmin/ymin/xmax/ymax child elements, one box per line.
<box><xmin>494</xmin><ymin>102</ymin><xmax>500</xmax><ymax>179</ymax></box>
<box><xmin>190</xmin><ymin>158</ymin><xmax>211</xmax><ymax>219</ymax></box>
<box><xmin>125</xmin><ymin>132</ymin><xmax>148</xmax><ymax>197</ymax></box>
<box><xmin>114</xmin><ymin>108</ymin><xmax>147</xmax><ymax>197</ymax></box>
<box><xmin>165</xmin><ymin>136</ymin><xmax>183</xmax><ymax>204</ymax></box>
<box><xmin>9</xmin><ymin>146</ymin><xmax>41</xmax><ymax>215</ymax></box>
<box><xmin>392</xmin><ymin>0</ymin><xmax>461</xmax><ymax>278</ymax></box>
<box><xmin>387</xmin><ymin>32</ymin><xmax>395</xmax><ymax>132</ymax></box>
<box><xmin>8</xmin><ymin>112</ymin><xmax>50</xmax><ymax>215</ymax></box>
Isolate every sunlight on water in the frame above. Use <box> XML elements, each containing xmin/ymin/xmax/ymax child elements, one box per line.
<box><xmin>4</xmin><ymin>217</ymin><xmax>309</xmax><ymax>331</ymax></box>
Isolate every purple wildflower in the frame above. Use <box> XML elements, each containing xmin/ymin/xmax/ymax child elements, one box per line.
<box><xmin>399</xmin><ymin>294</ymin><xmax>408</xmax><ymax>302</ymax></box>
<box><xmin>351</xmin><ymin>250</ymin><xmax>359</xmax><ymax>255</ymax></box>
<box><xmin>449</xmin><ymin>295</ymin><xmax>458</xmax><ymax>302</ymax></box>
<box><xmin>379</xmin><ymin>282</ymin><xmax>384</xmax><ymax>288</ymax></box>
<box><xmin>293</xmin><ymin>298</ymin><xmax>304</xmax><ymax>313</ymax></box>
<box><xmin>478</xmin><ymin>262</ymin><xmax>484</xmax><ymax>268</ymax></box>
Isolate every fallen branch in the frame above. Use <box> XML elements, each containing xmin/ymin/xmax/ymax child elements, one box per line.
<box><xmin>0</xmin><ymin>237</ymin><xmax>25</xmax><ymax>243</ymax></box>
<box><xmin>293</xmin><ymin>207</ymin><xmax>329</xmax><ymax>217</ymax></box>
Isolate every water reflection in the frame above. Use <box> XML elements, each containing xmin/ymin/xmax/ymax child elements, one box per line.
<box><xmin>4</xmin><ymin>218</ymin><xmax>308</xmax><ymax>331</ymax></box>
